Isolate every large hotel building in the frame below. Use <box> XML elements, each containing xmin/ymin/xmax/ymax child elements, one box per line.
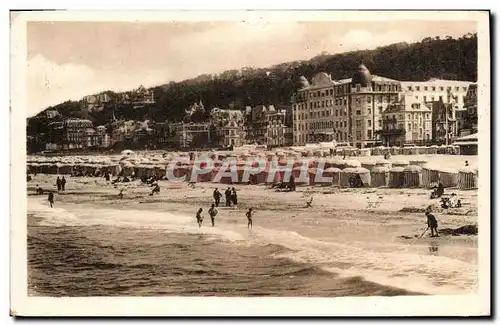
<box><xmin>291</xmin><ymin>63</ymin><xmax>475</xmax><ymax>148</ymax></box>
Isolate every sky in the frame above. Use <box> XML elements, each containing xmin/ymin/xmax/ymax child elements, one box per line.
<box><xmin>26</xmin><ymin>20</ymin><xmax>476</xmax><ymax>117</ymax></box>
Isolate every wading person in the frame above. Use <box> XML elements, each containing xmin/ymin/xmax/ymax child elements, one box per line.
<box><xmin>61</xmin><ymin>176</ymin><xmax>66</xmax><ymax>191</ymax></box>
<box><xmin>231</xmin><ymin>187</ymin><xmax>238</xmax><ymax>207</ymax></box>
<box><xmin>196</xmin><ymin>208</ymin><xmax>204</xmax><ymax>228</ymax></box>
<box><xmin>246</xmin><ymin>208</ymin><xmax>253</xmax><ymax>230</ymax></box>
<box><xmin>48</xmin><ymin>191</ymin><xmax>54</xmax><ymax>208</ymax></box>
<box><xmin>208</xmin><ymin>204</ymin><xmax>218</xmax><ymax>227</ymax></box>
<box><xmin>213</xmin><ymin>188</ymin><xmax>221</xmax><ymax>207</ymax></box>
<box><xmin>56</xmin><ymin>176</ymin><xmax>62</xmax><ymax>192</ymax></box>
<box><xmin>35</xmin><ymin>184</ymin><xmax>43</xmax><ymax>195</ymax></box>
<box><xmin>425</xmin><ymin>211</ymin><xmax>439</xmax><ymax>237</ymax></box>
<box><xmin>225</xmin><ymin>187</ymin><xmax>232</xmax><ymax>207</ymax></box>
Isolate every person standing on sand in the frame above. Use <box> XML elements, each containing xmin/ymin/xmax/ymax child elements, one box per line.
<box><xmin>196</xmin><ymin>208</ymin><xmax>204</xmax><ymax>228</ymax></box>
<box><xmin>425</xmin><ymin>211</ymin><xmax>439</xmax><ymax>237</ymax></box>
<box><xmin>61</xmin><ymin>176</ymin><xmax>66</xmax><ymax>192</ymax></box>
<box><xmin>225</xmin><ymin>187</ymin><xmax>232</xmax><ymax>207</ymax></box>
<box><xmin>231</xmin><ymin>187</ymin><xmax>238</xmax><ymax>207</ymax></box>
<box><xmin>246</xmin><ymin>208</ymin><xmax>253</xmax><ymax>230</ymax></box>
<box><xmin>208</xmin><ymin>204</ymin><xmax>218</xmax><ymax>227</ymax></box>
<box><xmin>48</xmin><ymin>191</ymin><xmax>54</xmax><ymax>208</ymax></box>
<box><xmin>56</xmin><ymin>177</ymin><xmax>61</xmax><ymax>192</ymax></box>
<box><xmin>213</xmin><ymin>188</ymin><xmax>221</xmax><ymax>207</ymax></box>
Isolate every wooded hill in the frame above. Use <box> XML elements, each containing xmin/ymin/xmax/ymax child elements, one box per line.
<box><xmin>28</xmin><ymin>33</ymin><xmax>477</xmax><ymax>135</ymax></box>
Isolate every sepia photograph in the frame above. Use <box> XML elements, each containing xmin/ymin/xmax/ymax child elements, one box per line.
<box><xmin>10</xmin><ymin>10</ymin><xmax>490</xmax><ymax>316</ymax></box>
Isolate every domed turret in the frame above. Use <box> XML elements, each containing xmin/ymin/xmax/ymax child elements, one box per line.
<box><xmin>299</xmin><ymin>76</ymin><xmax>310</xmax><ymax>88</ymax></box>
<box><xmin>352</xmin><ymin>63</ymin><xmax>372</xmax><ymax>87</ymax></box>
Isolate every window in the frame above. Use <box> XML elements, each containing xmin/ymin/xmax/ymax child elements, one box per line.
<box><xmin>344</xmin><ymin>121</ymin><xmax>347</xmax><ymax>128</ymax></box>
<box><xmin>431</xmin><ymin>96</ymin><xmax>435</xmax><ymax>101</ymax></box>
<box><xmin>368</xmin><ymin>120</ymin><xmax>372</xmax><ymax>127</ymax></box>
<box><xmin>416</xmin><ymin>95</ymin><xmax>419</xmax><ymax>99</ymax></box>
<box><xmin>356</xmin><ymin>85</ymin><xmax>361</xmax><ymax>92</ymax></box>
<box><xmin>440</xmin><ymin>87</ymin><xmax>444</xmax><ymax>91</ymax></box>
<box><xmin>416</xmin><ymin>86</ymin><xmax>420</xmax><ymax>91</ymax></box>
<box><xmin>356</xmin><ymin>110</ymin><xmax>361</xmax><ymax>115</ymax></box>
<box><xmin>408</xmin><ymin>123</ymin><xmax>411</xmax><ymax>131</ymax></box>
<box><xmin>356</xmin><ymin>97</ymin><xmax>361</xmax><ymax>104</ymax></box>
<box><xmin>336</xmin><ymin>121</ymin><xmax>339</xmax><ymax>127</ymax></box>
<box><xmin>447</xmin><ymin>86</ymin><xmax>452</xmax><ymax>91</ymax></box>
<box><xmin>463</xmin><ymin>87</ymin><xmax>467</xmax><ymax>91</ymax></box>
<box><xmin>367</xmin><ymin>130</ymin><xmax>372</xmax><ymax>139</ymax></box>
<box><xmin>398</xmin><ymin>123</ymin><xmax>404</xmax><ymax>130</ymax></box>
<box><xmin>432</xmin><ymin>86</ymin><xmax>436</xmax><ymax>91</ymax></box>
<box><xmin>367</xmin><ymin>97</ymin><xmax>371</xmax><ymax>103</ymax></box>
<box><xmin>378</xmin><ymin>120</ymin><xmax>382</xmax><ymax>127</ymax></box>
<box><xmin>455</xmin><ymin>87</ymin><xmax>459</xmax><ymax>91</ymax></box>
<box><xmin>322</xmin><ymin>100</ymin><xmax>325</xmax><ymax>107</ymax></box>
<box><xmin>368</xmin><ymin>108</ymin><xmax>371</xmax><ymax>115</ymax></box>
<box><xmin>392</xmin><ymin>114</ymin><xmax>396</xmax><ymax>120</ymax></box>
<box><xmin>344</xmin><ymin>99</ymin><xmax>347</xmax><ymax>105</ymax></box>
<box><xmin>399</xmin><ymin>114</ymin><xmax>404</xmax><ymax>119</ymax></box>
<box><xmin>335</xmin><ymin>110</ymin><xmax>338</xmax><ymax>117</ymax></box>
<box><xmin>423</xmin><ymin>96</ymin><xmax>427</xmax><ymax>102</ymax></box>
<box><xmin>378</xmin><ymin>107</ymin><xmax>383</xmax><ymax>114</ymax></box>
<box><xmin>356</xmin><ymin>130</ymin><xmax>362</xmax><ymax>140</ymax></box>
<box><xmin>356</xmin><ymin>120</ymin><xmax>362</xmax><ymax>127</ymax></box>
<box><xmin>408</xmin><ymin>86</ymin><xmax>413</xmax><ymax>91</ymax></box>
<box><xmin>424</xmin><ymin>86</ymin><xmax>428</xmax><ymax>91</ymax></box>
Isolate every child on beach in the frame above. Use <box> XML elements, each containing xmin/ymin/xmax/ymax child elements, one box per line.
<box><xmin>48</xmin><ymin>191</ymin><xmax>54</xmax><ymax>208</ymax></box>
<box><xmin>196</xmin><ymin>208</ymin><xmax>204</xmax><ymax>228</ymax></box>
<box><xmin>208</xmin><ymin>204</ymin><xmax>218</xmax><ymax>227</ymax></box>
<box><xmin>246</xmin><ymin>208</ymin><xmax>253</xmax><ymax>230</ymax></box>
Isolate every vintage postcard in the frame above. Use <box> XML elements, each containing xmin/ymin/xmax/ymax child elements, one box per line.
<box><xmin>10</xmin><ymin>10</ymin><xmax>490</xmax><ymax>316</ymax></box>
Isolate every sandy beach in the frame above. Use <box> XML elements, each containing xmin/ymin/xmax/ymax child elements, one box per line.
<box><xmin>26</xmin><ymin>167</ymin><xmax>478</xmax><ymax>297</ymax></box>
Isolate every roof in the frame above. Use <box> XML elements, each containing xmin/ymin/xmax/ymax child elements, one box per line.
<box><xmin>453</xmin><ymin>141</ymin><xmax>478</xmax><ymax>146</ymax></box>
<box><xmin>400</xmin><ymin>79</ymin><xmax>474</xmax><ymax>86</ymax></box>
<box><xmin>384</xmin><ymin>95</ymin><xmax>431</xmax><ymax>113</ymax></box>
<box><xmin>455</xmin><ymin>133</ymin><xmax>478</xmax><ymax>141</ymax></box>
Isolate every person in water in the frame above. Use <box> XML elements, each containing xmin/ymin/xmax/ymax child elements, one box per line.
<box><xmin>61</xmin><ymin>176</ymin><xmax>66</xmax><ymax>191</ymax></box>
<box><xmin>224</xmin><ymin>187</ymin><xmax>232</xmax><ymax>207</ymax></box>
<box><xmin>425</xmin><ymin>211</ymin><xmax>439</xmax><ymax>237</ymax></box>
<box><xmin>208</xmin><ymin>204</ymin><xmax>218</xmax><ymax>227</ymax></box>
<box><xmin>213</xmin><ymin>188</ymin><xmax>221</xmax><ymax>207</ymax></box>
<box><xmin>246</xmin><ymin>208</ymin><xmax>253</xmax><ymax>230</ymax></box>
<box><xmin>231</xmin><ymin>187</ymin><xmax>238</xmax><ymax>207</ymax></box>
<box><xmin>35</xmin><ymin>184</ymin><xmax>44</xmax><ymax>195</ymax></box>
<box><xmin>196</xmin><ymin>208</ymin><xmax>204</xmax><ymax>228</ymax></box>
<box><xmin>48</xmin><ymin>191</ymin><xmax>54</xmax><ymax>208</ymax></box>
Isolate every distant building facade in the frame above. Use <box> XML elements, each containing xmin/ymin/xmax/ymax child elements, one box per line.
<box><xmin>291</xmin><ymin>64</ymin><xmax>402</xmax><ymax>148</ymax></box>
<box><xmin>461</xmin><ymin>83</ymin><xmax>478</xmax><ymax>136</ymax></box>
<box><xmin>292</xmin><ymin>64</ymin><xmax>475</xmax><ymax>148</ymax></box>
<box><xmin>401</xmin><ymin>79</ymin><xmax>471</xmax><ymax>111</ymax></box>
<box><xmin>244</xmin><ymin>105</ymin><xmax>288</xmax><ymax>147</ymax></box>
<box><xmin>170</xmin><ymin>122</ymin><xmax>211</xmax><ymax>148</ymax></box>
<box><xmin>379</xmin><ymin>94</ymin><xmax>432</xmax><ymax>146</ymax></box>
<box><xmin>210</xmin><ymin>108</ymin><xmax>246</xmax><ymax>148</ymax></box>
<box><xmin>47</xmin><ymin>119</ymin><xmax>100</xmax><ymax>150</ymax></box>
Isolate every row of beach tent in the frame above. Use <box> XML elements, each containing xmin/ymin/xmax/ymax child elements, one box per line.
<box><xmin>27</xmin><ymin>157</ymin><xmax>478</xmax><ymax>190</ymax></box>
